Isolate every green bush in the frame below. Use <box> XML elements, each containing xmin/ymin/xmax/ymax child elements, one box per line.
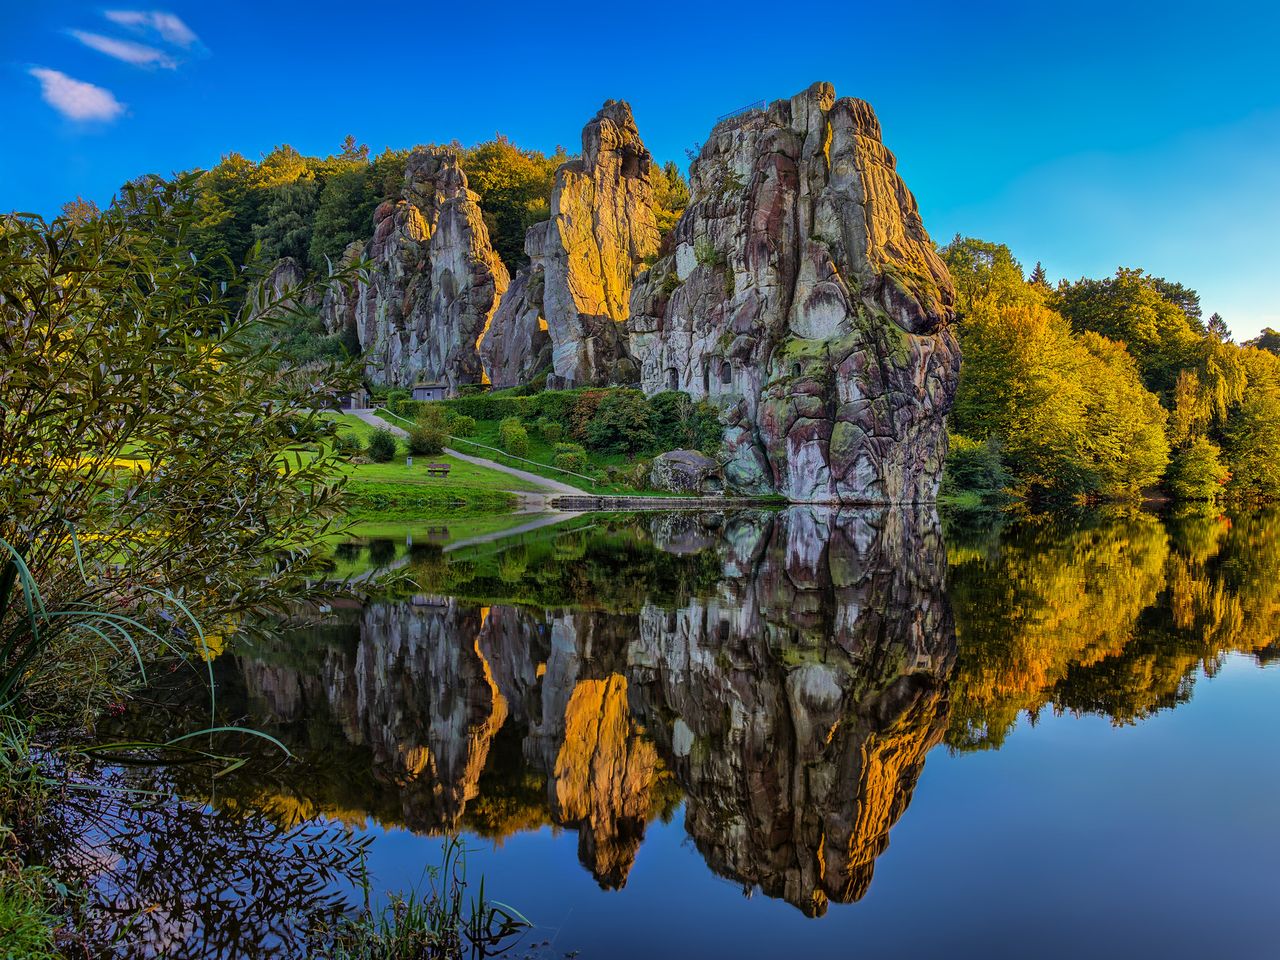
<box><xmin>536</xmin><ymin>418</ymin><xmax>563</xmax><ymax>443</ymax></box>
<box><xmin>554</xmin><ymin>441</ymin><xmax>586</xmax><ymax>456</ymax></box>
<box><xmin>554</xmin><ymin>451</ymin><xmax>588</xmax><ymax>473</ymax></box>
<box><xmin>333</xmin><ymin>433</ymin><xmax>363</xmax><ymax>458</ymax></box>
<box><xmin>447</xmin><ymin>413</ymin><xmax>477</xmax><ymax>437</ymax></box>
<box><xmin>389</xmin><ymin>397</ymin><xmax>422</xmax><ymax>418</ymax></box>
<box><xmin>585</xmin><ymin>391</ymin><xmax>656</xmax><ymax>455</ymax></box>
<box><xmin>367</xmin><ymin>428</ymin><xmax>399</xmax><ymax>462</ymax></box>
<box><xmin>942</xmin><ymin>434</ymin><xmax>1009</xmax><ymax>498</ymax></box>
<box><xmin>648</xmin><ymin>390</ymin><xmax>692</xmax><ymax>449</ymax></box>
<box><xmin>445</xmin><ymin>392</ymin><xmax>527</xmax><ymax>422</ymax></box>
<box><xmin>690</xmin><ymin>400</ymin><xmax>723</xmax><ymax>455</ymax></box>
<box><xmin>498</xmin><ymin>416</ymin><xmax>529</xmax><ymax>457</ymax></box>
<box><xmin>412</xmin><ymin>407</ymin><xmax>453</xmax><ymax>458</ymax></box>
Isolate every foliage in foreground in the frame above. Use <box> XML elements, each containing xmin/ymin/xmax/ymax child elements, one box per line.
<box><xmin>321</xmin><ymin>837</ymin><xmax>528</xmax><ymax>960</ymax></box>
<box><xmin>1</xmin><ymin>178</ymin><xmax>356</xmax><ymax>718</ymax></box>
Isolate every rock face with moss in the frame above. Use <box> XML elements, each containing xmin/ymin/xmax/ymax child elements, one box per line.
<box><xmin>321</xmin><ymin>149</ymin><xmax>509</xmax><ymax>390</ymax></box>
<box><xmin>481</xmin><ymin>101</ymin><xmax>660</xmax><ymax>388</ymax></box>
<box><xmin>628</xmin><ymin>82</ymin><xmax>960</xmax><ymax>503</ymax></box>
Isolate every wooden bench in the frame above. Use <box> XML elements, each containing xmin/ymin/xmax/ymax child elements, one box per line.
<box><xmin>425</xmin><ymin>463</ymin><xmax>451</xmax><ymax>478</ymax></box>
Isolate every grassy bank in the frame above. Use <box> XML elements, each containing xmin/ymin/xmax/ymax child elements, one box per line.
<box><xmin>321</xmin><ymin>413</ymin><xmax>534</xmax><ymax>518</ymax></box>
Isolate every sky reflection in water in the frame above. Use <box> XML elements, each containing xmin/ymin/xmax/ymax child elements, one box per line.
<box><xmin>82</xmin><ymin>506</ymin><xmax>1280</xmax><ymax>958</ymax></box>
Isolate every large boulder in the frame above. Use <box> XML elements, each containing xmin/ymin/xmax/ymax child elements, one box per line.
<box><xmin>321</xmin><ymin>149</ymin><xmax>509</xmax><ymax>390</ymax></box>
<box><xmin>628</xmin><ymin>82</ymin><xmax>960</xmax><ymax>504</ymax></box>
<box><xmin>481</xmin><ymin>101</ymin><xmax>659</xmax><ymax>388</ymax></box>
<box><xmin>649</xmin><ymin>449</ymin><xmax>723</xmax><ymax>495</ymax></box>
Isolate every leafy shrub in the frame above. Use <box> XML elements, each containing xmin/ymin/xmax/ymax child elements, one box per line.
<box><xmin>942</xmin><ymin>434</ymin><xmax>1009</xmax><ymax>498</ymax></box>
<box><xmin>526</xmin><ymin>390</ymin><xmax>579</xmax><ymax>424</ymax></box>
<box><xmin>445</xmin><ymin>392</ymin><xmax>527</xmax><ymax>422</ymax></box>
<box><xmin>554</xmin><ymin>441</ymin><xmax>586</xmax><ymax>456</ymax></box>
<box><xmin>568</xmin><ymin>391</ymin><xmax>608</xmax><ymax>441</ymax></box>
<box><xmin>649</xmin><ymin>390</ymin><xmax>693</xmax><ymax>450</ymax></box>
<box><xmin>367</xmin><ymin>428</ymin><xmax>399</xmax><ymax>462</ymax></box>
<box><xmin>498</xmin><ymin>417</ymin><xmax>529</xmax><ymax>457</ymax></box>
<box><xmin>585</xmin><ymin>392</ymin><xmax>656</xmax><ymax>455</ymax></box>
<box><xmin>554</xmin><ymin>451</ymin><xmax>588</xmax><ymax>473</ymax></box>
<box><xmin>383</xmin><ymin>387</ymin><xmax>411</xmax><ymax>409</ymax></box>
<box><xmin>446</xmin><ymin>413</ymin><xmax>476</xmax><ymax>437</ymax></box>
<box><xmin>333</xmin><ymin>433</ymin><xmax>363</xmax><ymax>458</ymax></box>
<box><xmin>536</xmin><ymin>418</ymin><xmax>563</xmax><ymax>443</ymax></box>
<box><xmin>412</xmin><ymin>404</ymin><xmax>453</xmax><ymax>455</ymax></box>
<box><xmin>389</xmin><ymin>397</ymin><xmax>422</xmax><ymax>418</ymax></box>
<box><xmin>690</xmin><ymin>400</ymin><xmax>723</xmax><ymax>454</ymax></box>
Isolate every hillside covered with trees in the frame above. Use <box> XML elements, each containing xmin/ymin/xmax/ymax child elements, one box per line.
<box><xmin>63</xmin><ymin>130</ymin><xmax>1280</xmax><ymax>509</ymax></box>
<box><xmin>942</xmin><ymin>237</ymin><xmax>1280</xmax><ymax>506</ymax></box>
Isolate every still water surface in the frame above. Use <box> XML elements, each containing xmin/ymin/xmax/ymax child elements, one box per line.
<box><xmin>58</xmin><ymin>507</ymin><xmax>1280</xmax><ymax>958</ymax></box>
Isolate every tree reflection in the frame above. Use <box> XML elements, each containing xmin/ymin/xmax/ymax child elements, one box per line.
<box><xmin>95</xmin><ymin>504</ymin><xmax>1280</xmax><ymax>941</ymax></box>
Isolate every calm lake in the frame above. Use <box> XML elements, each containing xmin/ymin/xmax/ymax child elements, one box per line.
<box><xmin>54</xmin><ymin>506</ymin><xmax>1280</xmax><ymax>958</ymax></box>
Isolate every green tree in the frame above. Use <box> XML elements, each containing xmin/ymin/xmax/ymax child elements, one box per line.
<box><xmin>1076</xmin><ymin>332</ymin><xmax>1170</xmax><ymax>496</ymax></box>
<box><xmin>1245</xmin><ymin>328</ymin><xmax>1280</xmax><ymax>355</ymax></box>
<box><xmin>585</xmin><ymin>392</ymin><xmax>657</xmax><ymax>455</ymax></box>
<box><xmin>252</xmin><ymin>178</ymin><xmax>318</xmax><ymax>263</ymax></box>
<box><xmin>460</xmin><ymin>137</ymin><xmax>565</xmax><ymax>271</ymax></box>
<box><xmin>1166</xmin><ymin>437</ymin><xmax>1230</xmax><ymax>502</ymax></box>
<box><xmin>1027</xmin><ymin>261</ymin><xmax>1049</xmax><ymax>290</ymax></box>
<box><xmin>652</xmin><ymin>160</ymin><xmax>690</xmax><ymax>237</ymax></box>
<box><xmin>1053</xmin><ymin>269</ymin><xmax>1201</xmax><ymax>398</ymax></box>
<box><xmin>1221</xmin><ymin>347</ymin><xmax>1280</xmax><ymax>498</ymax></box>
<box><xmin>944</xmin><ymin>239</ymin><xmax>1169</xmax><ymax>500</ymax></box>
<box><xmin>1206</xmin><ymin>312</ymin><xmax>1231</xmax><ymax>342</ymax></box>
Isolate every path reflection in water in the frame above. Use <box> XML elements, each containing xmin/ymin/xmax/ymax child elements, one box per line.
<box><xmin>71</xmin><ymin>505</ymin><xmax>1280</xmax><ymax>957</ymax></box>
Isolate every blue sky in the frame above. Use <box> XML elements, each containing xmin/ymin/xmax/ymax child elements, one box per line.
<box><xmin>4</xmin><ymin>0</ymin><xmax>1278</xmax><ymax>336</ymax></box>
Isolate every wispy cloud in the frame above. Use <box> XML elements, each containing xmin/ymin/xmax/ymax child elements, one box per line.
<box><xmin>29</xmin><ymin>68</ymin><xmax>125</xmax><ymax>122</ymax></box>
<box><xmin>69</xmin><ymin>30</ymin><xmax>176</xmax><ymax>68</ymax></box>
<box><xmin>104</xmin><ymin>10</ymin><xmax>199</xmax><ymax>48</ymax></box>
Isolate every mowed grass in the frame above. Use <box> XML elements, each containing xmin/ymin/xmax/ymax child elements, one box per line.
<box><xmin>321</xmin><ymin>412</ymin><xmax>542</xmax><ymax>493</ymax></box>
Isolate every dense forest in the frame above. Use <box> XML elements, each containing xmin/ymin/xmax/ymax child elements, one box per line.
<box><xmin>942</xmin><ymin>238</ymin><xmax>1280</xmax><ymax>505</ymax></box>
<box><xmin>64</xmin><ymin>137</ymin><xmax>1280</xmax><ymax>508</ymax></box>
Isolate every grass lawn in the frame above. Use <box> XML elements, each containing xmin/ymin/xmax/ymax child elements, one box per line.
<box><xmin>449</xmin><ymin>419</ymin><xmax>701</xmax><ymax>497</ymax></box>
<box><xmin>322</xmin><ymin>412</ymin><xmax>541</xmax><ymax>492</ymax></box>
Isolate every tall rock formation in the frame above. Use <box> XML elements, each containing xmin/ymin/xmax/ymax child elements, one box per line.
<box><xmin>481</xmin><ymin>101</ymin><xmax>660</xmax><ymax>387</ymax></box>
<box><xmin>321</xmin><ymin>149</ymin><xmax>509</xmax><ymax>390</ymax></box>
<box><xmin>628</xmin><ymin>82</ymin><xmax>960</xmax><ymax>503</ymax></box>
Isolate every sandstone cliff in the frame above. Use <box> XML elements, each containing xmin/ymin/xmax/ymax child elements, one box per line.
<box><xmin>232</xmin><ymin>506</ymin><xmax>954</xmax><ymax>908</ymax></box>
<box><xmin>628</xmin><ymin>82</ymin><xmax>960</xmax><ymax>503</ymax></box>
<box><xmin>481</xmin><ymin>101</ymin><xmax>659</xmax><ymax>387</ymax></box>
<box><xmin>321</xmin><ymin>149</ymin><xmax>509</xmax><ymax>389</ymax></box>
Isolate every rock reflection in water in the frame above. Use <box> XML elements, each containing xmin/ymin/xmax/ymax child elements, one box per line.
<box><xmin>237</xmin><ymin>506</ymin><xmax>955</xmax><ymax>911</ymax></box>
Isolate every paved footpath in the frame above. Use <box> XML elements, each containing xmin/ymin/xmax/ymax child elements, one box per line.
<box><xmin>351</xmin><ymin>408</ymin><xmax>587</xmax><ymax>496</ymax></box>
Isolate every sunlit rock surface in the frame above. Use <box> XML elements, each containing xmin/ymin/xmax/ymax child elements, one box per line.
<box><xmin>234</xmin><ymin>507</ymin><xmax>955</xmax><ymax>907</ymax></box>
<box><xmin>320</xmin><ymin>149</ymin><xmax>509</xmax><ymax>390</ymax></box>
<box><xmin>628</xmin><ymin>82</ymin><xmax>960</xmax><ymax>503</ymax></box>
<box><xmin>481</xmin><ymin>101</ymin><xmax>660</xmax><ymax>387</ymax></box>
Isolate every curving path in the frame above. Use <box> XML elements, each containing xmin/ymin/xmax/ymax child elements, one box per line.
<box><xmin>350</xmin><ymin>408</ymin><xmax>589</xmax><ymax>498</ymax></box>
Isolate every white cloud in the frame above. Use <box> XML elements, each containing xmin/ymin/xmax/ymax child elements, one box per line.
<box><xmin>70</xmin><ymin>30</ymin><xmax>176</xmax><ymax>68</ymax></box>
<box><xmin>29</xmin><ymin>68</ymin><xmax>125</xmax><ymax>122</ymax></box>
<box><xmin>104</xmin><ymin>10</ymin><xmax>199</xmax><ymax>48</ymax></box>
